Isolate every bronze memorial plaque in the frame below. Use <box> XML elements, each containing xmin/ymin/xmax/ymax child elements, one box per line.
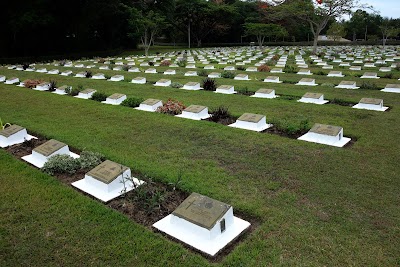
<box><xmin>238</xmin><ymin>113</ymin><xmax>264</xmax><ymax>123</ymax></box>
<box><xmin>108</xmin><ymin>93</ymin><xmax>125</xmax><ymax>100</ymax></box>
<box><xmin>256</xmin><ymin>88</ymin><xmax>273</xmax><ymax>94</ymax></box>
<box><xmin>142</xmin><ymin>98</ymin><xmax>161</xmax><ymax>106</ymax></box>
<box><xmin>184</xmin><ymin>105</ymin><xmax>206</xmax><ymax>113</ymax></box>
<box><xmin>218</xmin><ymin>85</ymin><xmax>232</xmax><ymax>90</ymax></box>
<box><xmin>310</xmin><ymin>123</ymin><xmax>341</xmax><ymax>136</ymax></box>
<box><xmin>303</xmin><ymin>92</ymin><xmax>322</xmax><ymax>99</ymax></box>
<box><xmin>172</xmin><ymin>192</ymin><xmax>231</xmax><ymax>230</ymax></box>
<box><xmin>359</xmin><ymin>98</ymin><xmax>382</xmax><ymax>105</ymax></box>
<box><xmin>87</xmin><ymin>160</ymin><xmax>129</xmax><ymax>184</ymax></box>
<box><xmin>0</xmin><ymin>125</ymin><xmax>24</xmax><ymax>138</ymax></box>
<box><xmin>33</xmin><ymin>139</ymin><xmax>66</xmax><ymax>157</ymax></box>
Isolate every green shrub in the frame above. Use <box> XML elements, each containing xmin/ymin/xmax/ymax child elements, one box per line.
<box><xmin>85</xmin><ymin>71</ymin><xmax>92</xmax><ymax>78</ymax></box>
<box><xmin>177</xmin><ymin>59</ymin><xmax>187</xmax><ymax>67</ymax></box>
<box><xmin>91</xmin><ymin>92</ymin><xmax>108</xmax><ymax>102</ymax></box>
<box><xmin>221</xmin><ymin>70</ymin><xmax>235</xmax><ymax>79</ymax></box>
<box><xmin>49</xmin><ymin>80</ymin><xmax>57</xmax><ymax>91</ymax></box>
<box><xmin>270</xmin><ymin>118</ymin><xmax>310</xmax><ymax>136</ymax></box>
<box><xmin>42</xmin><ymin>154</ymin><xmax>80</xmax><ymax>175</ymax></box>
<box><xmin>160</xmin><ymin>60</ymin><xmax>171</xmax><ymax>66</ymax></box>
<box><xmin>122</xmin><ymin>65</ymin><xmax>130</xmax><ymax>71</ymax></box>
<box><xmin>209</xmin><ymin>106</ymin><xmax>232</xmax><ymax>122</ymax></box>
<box><xmin>170</xmin><ymin>82</ymin><xmax>183</xmax><ymax>88</ymax></box>
<box><xmin>360</xmin><ymin>81</ymin><xmax>379</xmax><ymax>90</ymax></box>
<box><xmin>237</xmin><ymin>66</ymin><xmax>245</xmax><ymax>71</ymax></box>
<box><xmin>121</xmin><ymin>97</ymin><xmax>144</xmax><ymax>108</ymax></box>
<box><xmin>197</xmin><ymin>69</ymin><xmax>208</xmax><ymax>77</ymax></box>
<box><xmin>283</xmin><ymin>65</ymin><xmax>298</xmax><ymax>73</ymax></box>
<box><xmin>237</xmin><ymin>87</ymin><xmax>251</xmax><ymax>95</ymax></box>
<box><xmin>79</xmin><ymin>150</ymin><xmax>106</xmax><ymax>170</ymax></box>
<box><xmin>382</xmin><ymin>73</ymin><xmax>393</xmax><ymax>79</ymax></box>
<box><xmin>315</xmin><ymin>70</ymin><xmax>327</xmax><ymax>76</ymax></box>
<box><xmin>202</xmin><ymin>78</ymin><xmax>217</xmax><ymax>91</ymax></box>
<box><xmin>321</xmin><ymin>83</ymin><xmax>335</xmax><ymax>87</ymax></box>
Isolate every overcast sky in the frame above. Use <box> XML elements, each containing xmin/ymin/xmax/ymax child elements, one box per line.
<box><xmin>358</xmin><ymin>0</ymin><xmax>400</xmax><ymax>19</ymax></box>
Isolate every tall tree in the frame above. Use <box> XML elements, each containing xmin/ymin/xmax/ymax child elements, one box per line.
<box><xmin>326</xmin><ymin>22</ymin><xmax>346</xmax><ymax>41</ymax></box>
<box><xmin>273</xmin><ymin>0</ymin><xmax>367</xmax><ymax>54</ymax></box>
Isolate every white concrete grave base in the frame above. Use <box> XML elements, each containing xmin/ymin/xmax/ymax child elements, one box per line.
<box><xmin>228</xmin><ymin>115</ymin><xmax>271</xmax><ymax>132</ymax></box>
<box><xmin>0</xmin><ymin>129</ymin><xmax>36</xmax><ymax>148</ymax></box>
<box><xmin>22</xmin><ymin>148</ymin><xmax>79</xmax><ymax>168</ymax></box>
<box><xmin>72</xmin><ymin>170</ymin><xmax>144</xmax><ymax>202</ymax></box>
<box><xmin>153</xmin><ymin>214</ymin><xmax>250</xmax><ymax>256</ymax></box>
<box><xmin>175</xmin><ymin>107</ymin><xmax>210</xmax><ymax>120</ymax></box>
<box><xmin>298</xmin><ymin>132</ymin><xmax>350</xmax><ymax>147</ymax></box>
<box><xmin>352</xmin><ymin>103</ymin><xmax>388</xmax><ymax>112</ymax></box>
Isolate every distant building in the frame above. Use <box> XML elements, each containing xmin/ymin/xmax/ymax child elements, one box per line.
<box><xmin>318</xmin><ymin>35</ymin><xmax>351</xmax><ymax>42</ymax></box>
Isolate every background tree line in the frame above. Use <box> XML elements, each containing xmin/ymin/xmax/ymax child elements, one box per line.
<box><xmin>1</xmin><ymin>0</ymin><xmax>399</xmax><ymax>58</ymax></box>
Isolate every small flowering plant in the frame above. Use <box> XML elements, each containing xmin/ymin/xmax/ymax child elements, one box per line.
<box><xmin>160</xmin><ymin>60</ymin><xmax>171</xmax><ymax>66</ymax></box>
<box><xmin>156</xmin><ymin>98</ymin><xmax>186</xmax><ymax>115</ymax></box>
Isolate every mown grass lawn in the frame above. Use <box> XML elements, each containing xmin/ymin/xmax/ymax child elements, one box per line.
<box><xmin>0</xmin><ymin>55</ymin><xmax>399</xmax><ymax>266</ymax></box>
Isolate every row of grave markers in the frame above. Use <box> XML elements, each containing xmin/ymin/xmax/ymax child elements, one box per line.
<box><xmin>0</xmin><ymin>124</ymin><xmax>249</xmax><ymax>256</ymax></box>
<box><xmin>2</xmin><ymin>76</ymin><xmax>358</xmax><ymax>147</ymax></box>
<box><xmin>1</xmin><ymin>74</ymin><xmax>395</xmax><ymax>111</ymax></box>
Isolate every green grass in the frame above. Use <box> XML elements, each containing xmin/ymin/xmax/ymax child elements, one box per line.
<box><xmin>0</xmin><ymin>56</ymin><xmax>400</xmax><ymax>266</ymax></box>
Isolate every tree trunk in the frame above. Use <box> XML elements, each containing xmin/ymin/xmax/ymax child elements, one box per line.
<box><xmin>312</xmin><ymin>35</ymin><xmax>318</xmax><ymax>54</ymax></box>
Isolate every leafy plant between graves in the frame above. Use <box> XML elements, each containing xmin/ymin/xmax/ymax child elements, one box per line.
<box><xmin>283</xmin><ymin>65</ymin><xmax>298</xmax><ymax>73</ymax></box>
<box><xmin>0</xmin><ymin>118</ymin><xmax>11</xmax><ymax>130</ymax></box>
<box><xmin>170</xmin><ymin>82</ymin><xmax>183</xmax><ymax>88</ymax></box>
<box><xmin>209</xmin><ymin>105</ymin><xmax>235</xmax><ymax>124</ymax></box>
<box><xmin>122</xmin><ymin>65</ymin><xmax>130</xmax><ymax>71</ymax></box>
<box><xmin>78</xmin><ymin>150</ymin><xmax>106</xmax><ymax>170</ymax></box>
<box><xmin>121</xmin><ymin>97</ymin><xmax>144</xmax><ymax>108</ymax></box>
<box><xmin>160</xmin><ymin>60</ymin><xmax>171</xmax><ymax>66</ymax></box>
<box><xmin>277</xmin><ymin>94</ymin><xmax>299</xmax><ymax>101</ymax></box>
<box><xmin>237</xmin><ymin>86</ymin><xmax>252</xmax><ymax>96</ymax></box>
<box><xmin>201</xmin><ymin>78</ymin><xmax>217</xmax><ymax>91</ymax></box>
<box><xmin>395</xmin><ymin>63</ymin><xmax>400</xmax><ymax>71</ymax></box>
<box><xmin>197</xmin><ymin>69</ymin><xmax>208</xmax><ymax>77</ymax></box>
<box><xmin>156</xmin><ymin>98</ymin><xmax>186</xmax><ymax>115</ymax></box>
<box><xmin>382</xmin><ymin>73</ymin><xmax>393</xmax><ymax>79</ymax></box>
<box><xmin>269</xmin><ymin>118</ymin><xmax>311</xmax><ymax>136</ymax></box>
<box><xmin>330</xmin><ymin>98</ymin><xmax>357</xmax><ymax>107</ymax></box>
<box><xmin>104</xmin><ymin>74</ymin><xmax>111</xmax><ymax>80</ymax></box>
<box><xmin>360</xmin><ymin>81</ymin><xmax>379</xmax><ymax>90</ymax></box>
<box><xmin>177</xmin><ymin>59</ymin><xmax>187</xmax><ymax>67</ymax></box>
<box><xmin>49</xmin><ymin>80</ymin><xmax>57</xmax><ymax>91</ymax></box>
<box><xmin>23</xmin><ymin>79</ymin><xmax>45</xmax><ymax>89</ymax></box>
<box><xmin>221</xmin><ymin>70</ymin><xmax>235</xmax><ymax>79</ymax></box>
<box><xmin>315</xmin><ymin>70</ymin><xmax>327</xmax><ymax>76</ymax></box>
<box><xmin>90</xmin><ymin>92</ymin><xmax>108</xmax><ymax>102</ymax></box>
<box><xmin>321</xmin><ymin>83</ymin><xmax>335</xmax><ymax>87</ymax></box>
<box><xmin>257</xmin><ymin>64</ymin><xmax>271</xmax><ymax>72</ymax></box>
<box><xmin>66</xmin><ymin>85</ymin><xmax>82</xmax><ymax>96</ymax></box>
<box><xmin>85</xmin><ymin>71</ymin><xmax>92</xmax><ymax>78</ymax></box>
<box><xmin>42</xmin><ymin>154</ymin><xmax>81</xmax><ymax>175</ymax></box>
<box><xmin>237</xmin><ymin>66</ymin><xmax>245</xmax><ymax>71</ymax></box>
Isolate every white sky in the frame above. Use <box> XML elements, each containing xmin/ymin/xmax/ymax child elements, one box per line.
<box><xmin>357</xmin><ymin>0</ymin><xmax>400</xmax><ymax>19</ymax></box>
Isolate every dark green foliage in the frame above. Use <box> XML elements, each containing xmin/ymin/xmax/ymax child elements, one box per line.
<box><xmin>270</xmin><ymin>118</ymin><xmax>310</xmax><ymax>136</ymax></box>
<box><xmin>85</xmin><ymin>71</ymin><xmax>92</xmax><ymax>78</ymax></box>
<box><xmin>90</xmin><ymin>92</ymin><xmax>108</xmax><ymax>102</ymax></box>
<box><xmin>197</xmin><ymin>69</ymin><xmax>208</xmax><ymax>77</ymax></box>
<box><xmin>202</xmin><ymin>78</ymin><xmax>217</xmax><ymax>91</ymax></box>
<box><xmin>49</xmin><ymin>80</ymin><xmax>57</xmax><ymax>91</ymax></box>
<box><xmin>330</xmin><ymin>98</ymin><xmax>357</xmax><ymax>106</ymax></box>
<box><xmin>315</xmin><ymin>70</ymin><xmax>327</xmax><ymax>76</ymax></box>
<box><xmin>360</xmin><ymin>81</ymin><xmax>379</xmax><ymax>90</ymax></box>
<box><xmin>283</xmin><ymin>65</ymin><xmax>298</xmax><ymax>73</ymax></box>
<box><xmin>122</xmin><ymin>65</ymin><xmax>130</xmax><ymax>71</ymax></box>
<box><xmin>237</xmin><ymin>66</ymin><xmax>245</xmax><ymax>71</ymax></box>
<box><xmin>382</xmin><ymin>73</ymin><xmax>393</xmax><ymax>79</ymax></box>
<box><xmin>209</xmin><ymin>106</ymin><xmax>232</xmax><ymax>122</ymax></box>
<box><xmin>237</xmin><ymin>87</ymin><xmax>252</xmax><ymax>96</ymax></box>
<box><xmin>121</xmin><ymin>97</ymin><xmax>144</xmax><ymax>108</ymax></box>
<box><xmin>177</xmin><ymin>59</ymin><xmax>187</xmax><ymax>67</ymax></box>
<box><xmin>221</xmin><ymin>70</ymin><xmax>235</xmax><ymax>79</ymax></box>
